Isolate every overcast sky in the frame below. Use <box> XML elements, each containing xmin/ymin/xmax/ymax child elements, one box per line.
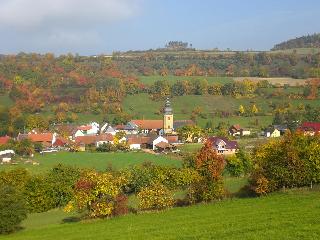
<box><xmin>0</xmin><ymin>0</ymin><xmax>319</xmax><ymax>55</ymax></box>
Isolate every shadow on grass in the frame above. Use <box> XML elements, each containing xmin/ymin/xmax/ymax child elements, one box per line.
<box><xmin>62</xmin><ymin>216</ymin><xmax>82</xmax><ymax>224</ymax></box>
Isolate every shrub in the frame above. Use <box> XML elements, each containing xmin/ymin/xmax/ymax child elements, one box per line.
<box><xmin>0</xmin><ymin>168</ymin><xmax>30</xmax><ymax>191</ymax></box>
<box><xmin>66</xmin><ymin>171</ymin><xmax>128</xmax><ymax>218</ymax></box>
<box><xmin>250</xmin><ymin>132</ymin><xmax>320</xmax><ymax>194</ymax></box>
<box><xmin>137</xmin><ymin>184</ymin><xmax>174</xmax><ymax>211</ymax></box>
<box><xmin>187</xmin><ymin>179</ymin><xmax>224</xmax><ymax>203</ymax></box>
<box><xmin>113</xmin><ymin>194</ymin><xmax>129</xmax><ymax>216</ymax></box>
<box><xmin>46</xmin><ymin>164</ymin><xmax>81</xmax><ymax>207</ymax></box>
<box><xmin>124</xmin><ymin>163</ymin><xmax>200</xmax><ymax>193</ymax></box>
<box><xmin>225</xmin><ymin>150</ymin><xmax>252</xmax><ymax>177</ymax></box>
<box><xmin>0</xmin><ymin>185</ymin><xmax>27</xmax><ymax>234</ymax></box>
<box><xmin>22</xmin><ymin>165</ymin><xmax>81</xmax><ymax>213</ymax></box>
<box><xmin>24</xmin><ymin>175</ymin><xmax>56</xmax><ymax>213</ymax></box>
<box><xmin>186</xmin><ymin>141</ymin><xmax>225</xmax><ymax>203</ymax></box>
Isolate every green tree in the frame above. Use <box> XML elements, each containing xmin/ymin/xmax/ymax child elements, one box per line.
<box><xmin>0</xmin><ymin>185</ymin><xmax>27</xmax><ymax>234</ymax></box>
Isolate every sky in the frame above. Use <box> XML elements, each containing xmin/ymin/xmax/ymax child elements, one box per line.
<box><xmin>0</xmin><ymin>0</ymin><xmax>319</xmax><ymax>55</ymax></box>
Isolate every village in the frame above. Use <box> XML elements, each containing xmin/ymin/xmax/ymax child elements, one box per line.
<box><xmin>1</xmin><ymin>98</ymin><xmax>319</xmax><ymax>164</ymax></box>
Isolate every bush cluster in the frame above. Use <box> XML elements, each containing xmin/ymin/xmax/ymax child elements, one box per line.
<box><xmin>250</xmin><ymin>132</ymin><xmax>320</xmax><ymax>194</ymax></box>
<box><xmin>137</xmin><ymin>184</ymin><xmax>174</xmax><ymax>211</ymax></box>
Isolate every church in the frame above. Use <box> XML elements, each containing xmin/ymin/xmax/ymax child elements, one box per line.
<box><xmin>126</xmin><ymin>98</ymin><xmax>194</xmax><ymax>135</ymax></box>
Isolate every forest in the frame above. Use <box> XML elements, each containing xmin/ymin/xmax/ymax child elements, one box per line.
<box><xmin>272</xmin><ymin>33</ymin><xmax>320</xmax><ymax>50</ymax></box>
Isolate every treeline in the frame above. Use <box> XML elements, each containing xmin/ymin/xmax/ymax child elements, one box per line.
<box><xmin>272</xmin><ymin>33</ymin><xmax>320</xmax><ymax>50</ymax></box>
<box><xmin>114</xmin><ymin>51</ymin><xmax>320</xmax><ymax>79</ymax></box>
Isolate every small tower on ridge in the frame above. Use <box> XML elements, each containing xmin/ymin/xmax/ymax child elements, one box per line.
<box><xmin>163</xmin><ymin>98</ymin><xmax>173</xmax><ymax>134</ymax></box>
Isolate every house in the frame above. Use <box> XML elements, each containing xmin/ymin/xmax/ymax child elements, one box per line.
<box><xmin>17</xmin><ymin>132</ymin><xmax>57</xmax><ymax>147</ymax></box>
<box><xmin>273</xmin><ymin>125</ymin><xmax>288</xmax><ymax>135</ymax></box>
<box><xmin>0</xmin><ymin>150</ymin><xmax>15</xmax><ymax>163</ymax></box>
<box><xmin>264</xmin><ymin>127</ymin><xmax>281</xmax><ymax>138</ymax></box>
<box><xmin>126</xmin><ymin>134</ymin><xmax>179</xmax><ymax>151</ymax></box>
<box><xmin>229</xmin><ymin>125</ymin><xmax>251</xmax><ymax>137</ymax></box>
<box><xmin>53</xmin><ymin>124</ymin><xmax>78</xmax><ymax>140</ymax></box>
<box><xmin>100</xmin><ymin>123</ymin><xmax>117</xmax><ymax>135</ymax></box>
<box><xmin>127</xmin><ymin>135</ymin><xmax>151</xmax><ymax>150</ymax></box>
<box><xmin>207</xmin><ymin>137</ymin><xmax>238</xmax><ymax>155</ymax></box>
<box><xmin>74</xmin><ymin>122</ymin><xmax>100</xmax><ymax>138</ymax></box>
<box><xmin>74</xmin><ymin>135</ymin><xmax>97</xmax><ymax>146</ymax></box>
<box><xmin>129</xmin><ymin>120</ymin><xmax>164</xmax><ymax>134</ymax></box>
<box><xmin>96</xmin><ymin>134</ymin><xmax>114</xmax><ymax>147</ymax></box>
<box><xmin>114</xmin><ymin>123</ymin><xmax>139</xmax><ymax>135</ymax></box>
<box><xmin>299</xmin><ymin>122</ymin><xmax>320</xmax><ymax>136</ymax></box>
<box><xmin>154</xmin><ymin>141</ymin><xmax>175</xmax><ymax>152</ymax></box>
<box><xmin>0</xmin><ymin>136</ymin><xmax>11</xmax><ymax>145</ymax></box>
<box><xmin>52</xmin><ymin>137</ymin><xmax>70</xmax><ymax>148</ymax></box>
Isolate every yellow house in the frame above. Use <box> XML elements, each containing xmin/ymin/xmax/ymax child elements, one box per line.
<box><xmin>265</xmin><ymin>128</ymin><xmax>281</xmax><ymax>138</ymax></box>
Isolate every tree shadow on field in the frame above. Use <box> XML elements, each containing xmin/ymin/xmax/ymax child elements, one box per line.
<box><xmin>62</xmin><ymin>216</ymin><xmax>82</xmax><ymax>224</ymax></box>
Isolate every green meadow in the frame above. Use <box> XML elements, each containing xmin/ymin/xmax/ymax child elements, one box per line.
<box><xmin>1</xmin><ymin>187</ymin><xmax>320</xmax><ymax>240</ymax></box>
<box><xmin>0</xmin><ymin>151</ymin><xmax>182</xmax><ymax>174</ymax></box>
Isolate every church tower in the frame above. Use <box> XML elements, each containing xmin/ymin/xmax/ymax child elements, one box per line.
<box><xmin>163</xmin><ymin>98</ymin><xmax>173</xmax><ymax>134</ymax></box>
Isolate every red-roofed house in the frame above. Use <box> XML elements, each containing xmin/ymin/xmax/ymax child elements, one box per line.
<box><xmin>96</xmin><ymin>134</ymin><xmax>114</xmax><ymax>147</ymax></box>
<box><xmin>229</xmin><ymin>124</ymin><xmax>251</xmax><ymax>137</ymax></box>
<box><xmin>0</xmin><ymin>136</ymin><xmax>11</xmax><ymax>145</ymax></box>
<box><xmin>74</xmin><ymin>122</ymin><xmax>100</xmax><ymax>138</ymax></box>
<box><xmin>17</xmin><ymin>133</ymin><xmax>57</xmax><ymax>147</ymax></box>
<box><xmin>129</xmin><ymin>120</ymin><xmax>164</xmax><ymax>134</ymax></box>
<box><xmin>299</xmin><ymin>122</ymin><xmax>320</xmax><ymax>136</ymax></box>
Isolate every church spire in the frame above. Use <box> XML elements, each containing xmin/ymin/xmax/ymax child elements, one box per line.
<box><xmin>164</xmin><ymin>97</ymin><xmax>173</xmax><ymax>115</ymax></box>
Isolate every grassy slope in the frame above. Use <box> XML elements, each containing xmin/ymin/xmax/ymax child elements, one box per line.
<box><xmin>123</xmin><ymin>91</ymin><xmax>320</xmax><ymax>129</ymax></box>
<box><xmin>2</xmin><ymin>188</ymin><xmax>320</xmax><ymax>240</ymax></box>
<box><xmin>0</xmin><ymin>94</ymin><xmax>13</xmax><ymax>108</ymax></box>
<box><xmin>0</xmin><ymin>152</ymin><xmax>182</xmax><ymax>174</ymax></box>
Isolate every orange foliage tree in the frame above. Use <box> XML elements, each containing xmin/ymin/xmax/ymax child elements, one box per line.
<box><xmin>187</xmin><ymin>141</ymin><xmax>225</xmax><ymax>203</ymax></box>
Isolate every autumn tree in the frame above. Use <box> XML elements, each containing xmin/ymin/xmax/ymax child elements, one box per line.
<box><xmin>250</xmin><ymin>132</ymin><xmax>320</xmax><ymax>195</ymax></box>
<box><xmin>187</xmin><ymin>141</ymin><xmax>225</xmax><ymax>203</ymax></box>
<box><xmin>238</xmin><ymin>105</ymin><xmax>245</xmax><ymax>115</ymax></box>
<box><xmin>251</xmin><ymin>104</ymin><xmax>259</xmax><ymax>114</ymax></box>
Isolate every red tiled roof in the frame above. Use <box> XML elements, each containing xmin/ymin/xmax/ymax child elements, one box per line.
<box><xmin>28</xmin><ymin>133</ymin><xmax>54</xmax><ymax>143</ymax></box>
<box><xmin>0</xmin><ymin>136</ymin><xmax>10</xmax><ymax>145</ymax></box>
<box><xmin>75</xmin><ymin>135</ymin><xmax>97</xmax><ymax>145</ymax></box>
<box><xmin>97</xmin><ymin>134</ymin><xmax>114</xmax><ymax>142</ymax></box>
<box><xmin>78</xmin><ymin>125</ymin><xmax>92</xmax><ymax>131</ymax></box>
<box><xmin>300</xmin><ymin>122</ymin><xmax>320</xmax><ymax>132</ymax></box>
<box><xmin>131</xmin><ymin>120</ymin><xmax>163</xmax><ymax>130</ymax></box>
<box><xmin>127</xmin><ymin>135</ymin><xmax>152</xmax><ymax>145</ymax></box>
<box><xmin>53</xmin><ymin>137</ymin><xmax>69</xmax><ymax>147</ymax></box>
<box><xmin>115</xmin><ymin>125</ymin><xmax>126</xmax><ymax>130</ymax></box>
<box><xmin>165</xmin><ymin>135</ymin><xmax>179</xmax><ymax>143</ymax></box>
<box><xmin>231</xmin><ymin>124</ymin><xmax>241</xmax><ymax>131</ymax></box>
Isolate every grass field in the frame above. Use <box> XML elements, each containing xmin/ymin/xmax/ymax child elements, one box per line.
<box><xmin>124</xmin><ymin>92</ymin><xmax>314</xmax><ymax>128</ymax></box>
<box><xmin>0</xmin><ymin>152</ymin><xmax>182</xmax><ymax>173</ymax></box>
<box><xmin>0</xmin><ymin>94</ymin><xmax>13</xmax><ymax>108</ymax></box>
<box><xmin>2</xmin><ymin>187</ymin><xmax>320</xmax><ymax>240</ymax></box>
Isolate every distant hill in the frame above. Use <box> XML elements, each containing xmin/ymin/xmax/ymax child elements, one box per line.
<box><xmin>272</xmin><ymin>33</ymin><xmax>320</xmax><ymax>50</ymax></box>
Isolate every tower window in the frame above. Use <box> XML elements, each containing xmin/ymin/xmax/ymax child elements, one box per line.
<box><xmin>168</xmin><ymin>117</ymin><xmax>170</xmax><ymax>120</ymax></box>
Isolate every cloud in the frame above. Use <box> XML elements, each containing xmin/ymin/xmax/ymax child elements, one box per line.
<box><xmin>0</xmin><ymin>0</ymin><xmax>141</xmax><ymax>30</ymax></box>
<box><xmin>0</xmin><ymin>0</ymin><xmax>142</xmax><ymax>54</ymax></box>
